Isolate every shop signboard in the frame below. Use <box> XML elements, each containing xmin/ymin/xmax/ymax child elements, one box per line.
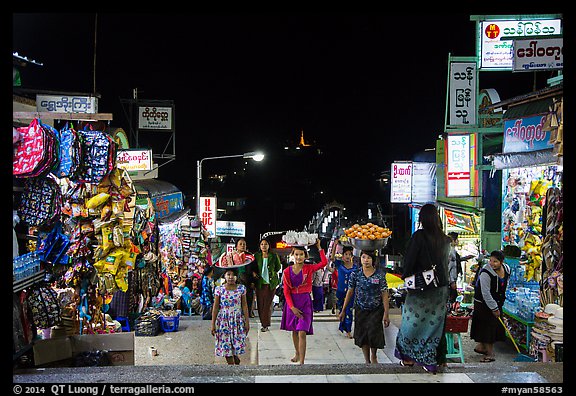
<box><xmin>199</xmin><ymin>196</ymin><xmax>217</xmax><ymax>238</ymax></box>
<box><xmin>449</xmin><ymin>61</ymin><xmax>477</xmax><ymax>126</ymax></box>
<box><xmin>151</xmin><ymin>192</ymin><xmax>183</xmax><ymax>218</ymax></box>
<box><xmin>116</xmin><ymin>149</ymin><xmax>153</xmax><ymax>171</ymax></box>
<box><xmin>411</xmin><ymin>162</ymin><xmax>436</xmax><ymax>203</ymax></box>
<box><xmin>216</xmin><ymin>220</ymin><xmax>246</xmax><ymax>237</ymax></box>
<box><xmin>390</xmin><ymin>162</ymin><xmax>412</xmax><ymax>203</ymax></box>
<box><xmin>138</xmin><ymin>106</ymin><xmax>173</xmax><ymax>130</ymax></box>
<box><xmin>444</xmin><ymin>209</ymin><xmax>476</xmax><ymax>233</ymax></box>
<box><xmin>512</xmin><ymin>38</ymin><xmax>563</xmax><ymax>72</ymax></box>
<box><xmin>503</xmin><ymin>115</ymin><xmax>551</xmax><ymax>153</ymax></box>
<box><xmin>36</xmin><ymin>94</ymin><xmax>98</xmax><ymax>113</ymax></box>
<box><xmin>479</xmin><ymin>18</ymin><xmax>562</xmax><ymax>70</ymax></box>
<box><xmin>446</xmin><ymin>134</ymin><xmax>470</xmax><ymax>197</ymax></box>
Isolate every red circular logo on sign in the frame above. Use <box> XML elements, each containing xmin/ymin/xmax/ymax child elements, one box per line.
<box><xmin>484</xmin><ymin>23</ymin><xmax>500</xmax><ymax>39</ymax></box>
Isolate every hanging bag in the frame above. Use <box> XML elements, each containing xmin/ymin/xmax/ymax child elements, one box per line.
<box><xmin>26</xmin><ymin>284</ymin><xmax>61</xmax><ymax>329</ymax></box>
<box><xmin>77</xmin><ymin>128</ymin><xmax>116</xmax><ymax>184</ymax></box>
<box><xmin>405</xmin><ymin>240</ymin><xmax>440</xmax><ymax>291</ymax></box>
<box><xmin>17</xmin><ymin>176</ymin><xmax>62</xmax><ymax>227</ymax></box>
<box><xmin>13</xmin><ymin>118</ymin><xmax>49</xmax><ymax>177</ymax></box>
<box><xmin>53</xmin><ymin>122</ymin><xmax>82</xmax><ymax>179</ymax></box>
<box><xmin>39</xmin><ymin>222</ymin><xmax>70</xmax><ymax>265</ymax></box>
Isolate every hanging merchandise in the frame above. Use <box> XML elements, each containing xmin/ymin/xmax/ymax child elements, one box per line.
<box><xmin>25</xmin><ymin>284</ymin><xmax>61</xmax><ymax>330</ymax></box>
<box><xmin>76</xmin><ymin>128</ymin><xmax>116</xmax><ymax>184</ymax></box>
<box><xmin>13</xmin><ymin>118</ymin><xmax>59</xmax><ymax>178</ymax></box>
<box><xmin>500</xmin><ymin>163</ymin><xmax>562</xmax><ymax>359</ymax></box>
<box><xmin>51</xmin><ymin>122</ymin><xmax>82</xmax><ymax>179</ymax></box>
<box><xmin>37</xmin><ymin>221</ymin><xmax>70</xmax><ymax>266</ymax></box>
<box><xmin>540</xmin><ymin>188</ymin><xmax>563</xmax><ymax>308</ymax></box>
<box><xmin>17</xmin><ymin>176</ymin><xmax>62</xmax><ymax>227</ymax></box>
<box><xmin>502</xmin><ymin>166</ymin><xmax>562</xmax><ymax>286</ymax></box>
<box><xmin>158</xmin><ymin>221</ymin><xmax>184</xmax><ymax>276</ymax></box>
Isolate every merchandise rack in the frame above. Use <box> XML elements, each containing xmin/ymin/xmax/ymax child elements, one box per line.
<box><xmin>13</xmin><ymin>270</ymin><xmax>46</xmax><ymax>294</ymax></box>
<box><xmin>503</xmin><ymin>308</ymin><xmax>534</xmax><ymax>351</ymax></box>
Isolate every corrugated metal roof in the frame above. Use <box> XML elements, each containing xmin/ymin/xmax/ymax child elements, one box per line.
<box><xmin>133</xmin><ymin>179</ymin><xmax>180</xmax><ymax>197</ymax></box>
<box><xmin>504</xmin><ymin>96</ymin><xmax>555</xmax><ymax>119</ymax></box>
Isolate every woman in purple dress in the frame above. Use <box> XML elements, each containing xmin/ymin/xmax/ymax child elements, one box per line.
<box><xmin>280</xmin><ymin>239</ymin><xmax>328</xmax><ymax>364</ymax></box>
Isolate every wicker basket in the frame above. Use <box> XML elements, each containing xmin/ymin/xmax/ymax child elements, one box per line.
<box><xmin>445</xmin><ymin>315</ymin><xmax>471</xmax><ymax>333</ymax></box>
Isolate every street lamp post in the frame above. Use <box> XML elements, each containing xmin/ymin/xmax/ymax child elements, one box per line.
<box><xmin>196</xmin><ymin>151</ymin><xmax>265</xmax><ymax>217</ymax></box>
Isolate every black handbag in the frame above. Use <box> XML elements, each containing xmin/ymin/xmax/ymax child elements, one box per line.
<box><xmin>405</xmin><ymin>241</ymin><xmax>439</xmax><ymax>291</ymax></box>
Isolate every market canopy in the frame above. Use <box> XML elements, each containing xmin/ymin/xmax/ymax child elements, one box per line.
<box><xmin>133</xmin><ymin>179</ymin><xmax>186</xmax><ymax>220</ymax></box>
<box><xmin>133</xmin><ymin>179</ymin><xmax>180</xmax><ymax>197</ymax></box>
<box><xmin>485</xmin><ymin>148</ymin><xmax>558</xmax><ymax>170</ymax></box>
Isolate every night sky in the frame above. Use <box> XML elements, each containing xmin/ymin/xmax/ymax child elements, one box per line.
<box><xmin>12</xmin><ymin>11</ymin><xmax>564</xmax><ymax>245</ymax></box>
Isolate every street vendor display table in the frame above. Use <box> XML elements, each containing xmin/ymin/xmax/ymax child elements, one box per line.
<box><xmin>503</xmin><ymin>308</ymin><xmax>534</xmax><ymax>351</ymax></box>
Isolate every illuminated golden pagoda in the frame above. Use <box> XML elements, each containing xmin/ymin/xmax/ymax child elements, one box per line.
<box><xmin>299</xmin><ymin>130</ymin><xmax>311</xmax><ymax>147</ymax></box>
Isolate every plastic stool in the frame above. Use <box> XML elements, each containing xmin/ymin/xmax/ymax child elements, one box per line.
<box><xmin>115</xmin><ymin>316</ymin><xmax>130</xmax><ymax>332</ymax></box>
<box><xmin>182</xmin><ymin>305</ymin><xmax>192</xmax><ymax>316</ymax></box>
<box><xmin>445</xmin><ymin>332</ymin><xmax>465</xmax><ymax>363</ymax></box>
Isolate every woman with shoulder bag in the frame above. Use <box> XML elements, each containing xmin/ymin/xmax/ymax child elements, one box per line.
<box><xmin>394</xmin><ymin>203</ymin><xmax>452</xmax><ymax>374</ymax></box>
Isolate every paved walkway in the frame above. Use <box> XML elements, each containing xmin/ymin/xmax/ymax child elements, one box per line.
<box><xmin>13</xmin><ymin>307</ymin><xmax>563</xmax><ymax>384</ymax></box>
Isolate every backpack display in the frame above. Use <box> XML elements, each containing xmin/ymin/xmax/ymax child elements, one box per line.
<box><xmin>13</xmin><ymin>118</ymin><xmax>59</xmax><ymax>178</ymax></box>
<box><xmin>17</xmin><ymin>176</ymin><xmax>62</xmax><ymax>227</ymax></box>
<box><xmin>52</xmin><ymin>123</ymin><xmax>82</xmax><ymax>179</ymax></box>
<box><xmin>76</xmin><ymin>129</ymin><xmax>116</xmax><ymax>184</ymax></box>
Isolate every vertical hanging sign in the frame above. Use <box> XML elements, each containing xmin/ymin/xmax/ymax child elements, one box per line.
<box><xmin>446</xmin><ymin>134</ymin><xmax>471</xmax><ymax>197</ymax></box>
<box><xmin>449</xmin><ymin>61</ymin><xmax>477</xmax><ymax>126</ymax></box>
<box><xmin>199</xmin><ymin>196</ymin><xmax>217</xmax><ymax>238</ymax></box>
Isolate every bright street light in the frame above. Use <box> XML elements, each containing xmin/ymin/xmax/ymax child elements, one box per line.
<box><xmin>196</xmin><ymin>151</ymin><xmax>265</xmax><ymax>216</ymax></box>
<box><xmin>243</xmin><ymin>151</ymin><xmax>265</xmax><ymax>161</ymax></box>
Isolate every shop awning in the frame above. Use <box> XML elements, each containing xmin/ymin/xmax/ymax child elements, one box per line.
<box><xmin>435</xmin><ymin>200</ymin><xmax>484</xmax><ymax>216</ymax></box>
<box><xmin>482</xmin><ymin>84</ymin><xmax>562</xmax><ymax>117</ymax></box>
<box><xmin>157</xmin><ymin>208</ymin><xmax>190</xmax><ymax>224</ymax></box>
<box><xmin>133</xmin><ymin>179</ymin><xmax>180</xmax><ymax>197</ymax></box>
<box><xmin>503</xmin><ymin>97</ymin><xmax>555</xmax><ymax>120</ymax></box>
<box><xmin>485</xmin><ymin>148</ymin><xmax>558</xmax><ymax>170</ymax></box>
<box><xmin>133</xmin><ymin>179</ymin><xmax>185</xmax><ymax>220</ymax></box>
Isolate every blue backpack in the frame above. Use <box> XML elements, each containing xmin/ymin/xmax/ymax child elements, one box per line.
<box><xmin>76</xmin><ymin>128</ymin><xmax>116</xmax><ymax>184</ymax></box>
<box><xmin>52</xmin><ymin>123</ymin><xmax>82</xmax><ymax>179</ymax></box>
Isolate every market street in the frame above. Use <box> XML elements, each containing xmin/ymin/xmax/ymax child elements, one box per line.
<box><xmin>13</xmin><ymin>306</ymin><xmax>563</xmax><ymax>384</ymax></box>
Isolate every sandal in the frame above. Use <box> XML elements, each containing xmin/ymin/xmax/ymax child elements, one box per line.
<box><xmin>423</xmin><ymin>366</ymin><xmax>437</xmax><ymax>374</ymax></box>
<box><xmin>480</xmin><ymin>356</ymin><xmax>496</xmax><ymax>363</ymax></box>
<box><xmin>474</xmin><ymin>348</ymin><xmax>488</xmax><ymax>355</ymax></box>
<box><xmin>399</xmin><ymin>360</ymin><xmax>414</xmax><ymax>367</ymax></box>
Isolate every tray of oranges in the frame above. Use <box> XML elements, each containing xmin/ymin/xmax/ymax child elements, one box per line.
<box><xmin>342</xmin><ymin>223</ymin><xmax>392</xmax><ymax>251</ymax></box>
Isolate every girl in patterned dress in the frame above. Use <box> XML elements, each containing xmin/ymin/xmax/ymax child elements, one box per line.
<box><xmin>211</xmin><ymin>268</ymin><xmax>250</xmax><ymax>365</ymax></box>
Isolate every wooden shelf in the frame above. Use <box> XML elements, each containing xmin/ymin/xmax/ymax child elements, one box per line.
<box><xmin>13</xmin><ymin>112</ymin><xmax>113</xmax><ymax>122</ymax></box>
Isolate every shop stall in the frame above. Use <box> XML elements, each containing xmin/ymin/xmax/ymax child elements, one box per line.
<box><xmin>439</xmin><ymin>204</ymin><xmax>483</xmax><ymax>290</ymax></box>
<box><xmin>487</xmin><ymin>94</ymin><xmax>563</xmax><ymax>360</ymax></box>
<box><xmin>12</xmin><ymin>114</ymin><xmax>142</xmax><ymax>367</ymax></box>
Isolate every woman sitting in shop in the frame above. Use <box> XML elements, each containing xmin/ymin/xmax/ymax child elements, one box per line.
<box><xmin>177</xmin><ymin>276</ymin><xmax>202</xmax><ymax>315</ymax></box>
